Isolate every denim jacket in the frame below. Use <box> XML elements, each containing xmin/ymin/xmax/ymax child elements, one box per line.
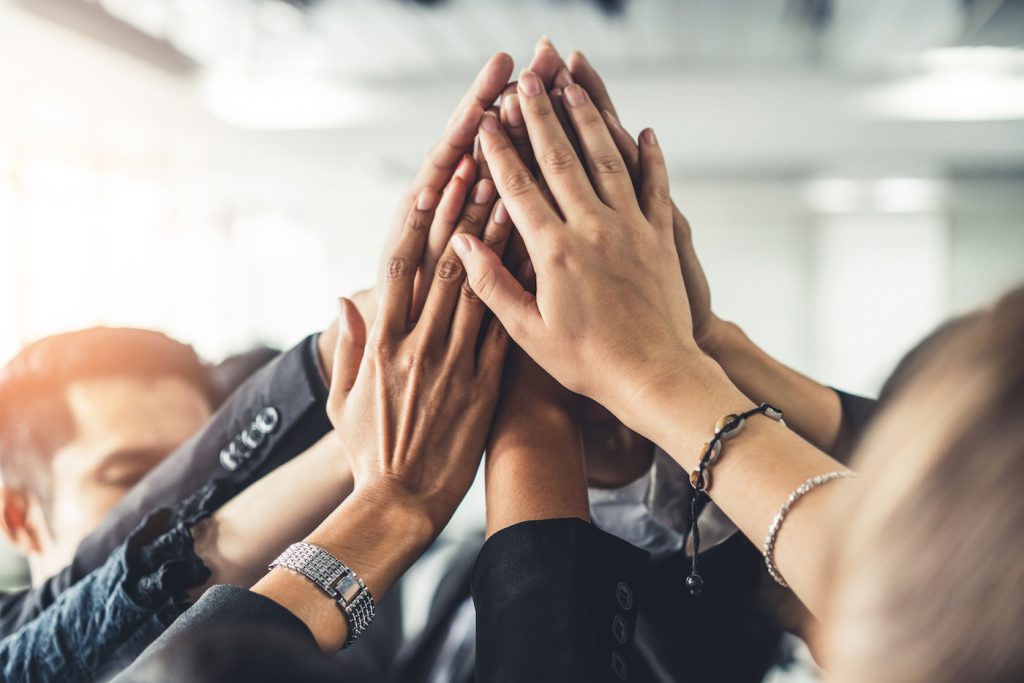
<box><xmin>0</xmin><ymin>502</ymin><xmax>211</xmax><ymax>682</ymax></box>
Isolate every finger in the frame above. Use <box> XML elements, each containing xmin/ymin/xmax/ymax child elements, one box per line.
<box><xmin>379</xmin><ymin>54</ymin><xmax>512</xmax><ymax>293</ymax></box>
<box><xmin>329</xmin><ymin>297</ymin><xmax>368</xmax><ymax>398</ymax></box>
<box><xmin>561</xmin><ymin>84</ymin><xmax>635</xmax><ymax>211</ymax></box>
<box><xmin>449</xmin><ymin>200</ymin><xmax>514</xmax><ymax>360</ymax></box>
<box><xmin>475</xmin><ymin>314</ymin><xmax>512</xmax><ymax>384</ymax></box>
<box><xmin>566</xmin><ymin>50</ymin><xmax>618</xmax><ymax>120</ymax></box>
<box><xmin>418</xmin><ymin>179</ymin><xmax>499</xmax><ymax>344</ymax></box>
<box><xmin>378</xmin><ymin>188</ymin><xmax>439</xmax><ymax>336</ymax></box>
<box><xmin>473</xmin><ymin>136</ymin><xmax>491</xmax><ymax>182</ymax></box>
<box><xmin>517</xmin><ymin>70</ymin><xmax>599</xmax><ymax>215</ymax></box>
<box><xmin>413</xmin><ymin>171</ymin><xmax>472</xmax><ymax>320</ymax></box>
<box><xmin>602</xmin><ymin>110</ymin><xmax>640</xmax><ymax>189</ymax></box>
<box><xmin>412</xmin><ymin>53</ymin><xmax>514</xmax><ymax>193</ymax></box>
<box><xmin>637</xmin><ymin>129</ymin><xmax>673</xmax><ymax>231</ymax></box>
<box><xmin>477</xmin><ymin>110</ymin><xmax>560</xmax><ymax>246</ymax></box>
<box><xmin>549</xmin><ymin>87</ymin><xmax>584</xmax><ymax>167</ymax></box>
<box><xmin>529</xmin><ymin>37</ymin><xmax>569</xmax><ymax>88</ymax></box>
<box><xmin>501</xmin><ymin>83</ymin><xmax>535</xmax><ymax>174</ymax></box>
<box><xmin>452</xmin><ymin>233</ymin><xmax>541</xmax><ymax>345</ymax></box>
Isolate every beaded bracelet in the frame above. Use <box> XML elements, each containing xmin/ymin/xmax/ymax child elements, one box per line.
<box><xmin>686</xmin><ymin>402</ymin><xmax>784</xmax><ymax>597</ymax></box>
<box><xmin>763</xmin><ymin>470</ymin><xmax>857</xmax><ymax>587</ymax></box>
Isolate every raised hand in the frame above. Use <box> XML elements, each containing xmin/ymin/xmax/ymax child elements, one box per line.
<box><xmin>327</xmin><ymin>174</ymin><xmax>513</xmax><ymax>532</ymax></box>
<box><xmin>453</xmin><ymin>71</ymin><xmax>699</xmax><ymax>434</ymax></box>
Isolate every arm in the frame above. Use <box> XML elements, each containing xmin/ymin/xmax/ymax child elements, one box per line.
<box><xmin>456</xmin><ymin>71</ymin><xmax>851</xmax><ymax>616</ymax></box>
<box><xmin>246</xmin><ymin>164</ymin><xmax>513</xmax><ymax>652</ymax></box>
<box><xmin>477</xmin><ymin>346</ymin><xmax>648</xmax><ymax>682</ymax></box>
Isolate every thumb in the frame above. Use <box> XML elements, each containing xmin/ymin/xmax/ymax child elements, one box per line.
<box><xmin>452</xmin><ymin>234</ymin><xmax>538</xmax><ymax>342</ymax></box>
<box><xmin>330</xmin><ymin>297</ymin><xmax>367</xmax><ymax>399</ymax></box>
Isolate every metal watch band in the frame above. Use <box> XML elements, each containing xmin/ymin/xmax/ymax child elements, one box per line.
<box><xmin>269</xmin><ymin>542</ymin><xmax>376</xmax><ymax>647</ymax></box>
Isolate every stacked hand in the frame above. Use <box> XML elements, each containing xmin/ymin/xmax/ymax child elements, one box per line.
<box><xmin>453</xmin><ymin>67</ymin><xmax>703</xmax><ymax>436</ymax></box>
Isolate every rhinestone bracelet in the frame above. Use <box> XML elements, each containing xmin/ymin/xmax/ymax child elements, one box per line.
<box><xmin>269</xmin><ymin>542</ymin><xmax>375</xmax><ymax>648</ymax></box>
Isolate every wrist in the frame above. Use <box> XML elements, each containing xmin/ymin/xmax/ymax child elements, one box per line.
<box><xmin>695</xmin><ymin>316</ymin><xmax>733</xmax><ymax>360</ymax></box>
<box><xmin>350</xmin><ymin>477</ymin><xmax>453</xmax><ymax>539</ymax></box>
<box><xmin>621</xmin><ymin>352</ymin><xmax>755</xmax><ymax>471</ymax></box>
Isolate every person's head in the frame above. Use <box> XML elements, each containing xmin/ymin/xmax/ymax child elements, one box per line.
<box><xmin>0</xmin><ymin>328</ymin><xmax>215</xmax><ymax>582</ymax></box>
<box><xmin>820</xmin><ymin>286</ymin><xmax>1024</xmax><ymax>683</ymax></box>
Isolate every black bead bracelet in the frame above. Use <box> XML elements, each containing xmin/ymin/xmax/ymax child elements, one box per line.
<box><xmin>686</xmin><ymin>402</ymin><xmax>784</xmax><ymax>597</ymax></box>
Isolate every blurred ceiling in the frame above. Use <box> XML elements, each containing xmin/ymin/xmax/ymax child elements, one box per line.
<box><xmin>16</xmin><ymin>0</ymin><xmax>1024</xmax><ymax>79</ymax></box>
<box><xmin>2</xmin><ymin>0</ymin><xmax>1022</xmax><ymax>187</ymax></box>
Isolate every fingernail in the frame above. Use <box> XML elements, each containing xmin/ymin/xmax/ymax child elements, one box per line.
<box><xmin>519</xmin><ymin>70</ymin><xmax>542</xmax><ymax>97</ymax></box>
<box><xmin>480</xmin><ymin>111</ymin><xmax>500</xmax><ymax>133</ymax></box>
<box><xmin>494</xmin><ymin>201</ymin><xmax>510</xmax><ymax>225</ymax></box>
<box><xmin>550</xmin><ymin>86</ymin><xmax>563</xmax><ymax>99</ymax></box>
<box><xmin>504</xmin><ymin>93</ymin><xmax>524</xmax><ymax>128</ymax></box>
<box><xmin>452</xmin><ymin>234</ymin><xmax>472</xmax><ymax>257</ymax></box>
<box><xmin>641</xmin><ymin>128</ymin><xmax>657</xmax><ymax>145</ymax></box>
<box><xmin>564</xmin><ymin>84</ymin><xmax>587</xmax><ymax>108</ymax></box>
<box><xmin>473</xmin><ymin>180</ymin><xmax>495</xmax><ymax>205</ymax></box>
<box><xmin>554</xmin><ymin>68</ymin><xmax>573</xmax><ymax>89</ymax></box>
<box><xmin>417</xmin><ymin>188</ymin><xmax>437</xmax><ymax>211</ymax></box>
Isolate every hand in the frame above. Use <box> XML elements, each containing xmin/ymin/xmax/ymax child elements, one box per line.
<box><xmin>563</xmin><ymin>50</ymin><xmax>724</xmax><ymax>351</ymax></box>
<box><xmin>327</xmin><ymin>173</ymin><xmax>514</xmax><ymax>534</ymax></box>
<box><xmin>454</xmin><ymin>71</ymin><xmax>699</xmax><ymax>431</ymax></box>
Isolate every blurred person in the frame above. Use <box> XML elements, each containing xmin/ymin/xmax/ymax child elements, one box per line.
<box><xmin>0</xmin><ymin>328</ymin><xmax>217</xmax><ymax>586</ymax></box>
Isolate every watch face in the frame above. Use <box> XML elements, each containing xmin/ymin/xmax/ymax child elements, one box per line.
<box><xmin>336</xmin><ymin>573</ymin><xmax>362</xmax><ymax>603</ymax></box>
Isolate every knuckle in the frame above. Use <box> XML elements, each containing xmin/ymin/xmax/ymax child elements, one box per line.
<box><xmin>501</xmin><ymin>170</ymin><xmax>537</xmax><ymax>198</ymax></box>
<box><xmin>528</xmin><ymin>99</ymin><xmax>554</xmax><ymax>119</ymax></box>
<box><xmin>470</xmin><ymin>268</ymin><xmax>496</xmax><ymax>301</ymax></box>
<box><xmin>650</xmin><ymin>183</ymin><xmax>672</xmax><ymax>205</ymax></box>
<box><xmin>592</xmin><ymin>154</ymin><xmax>625</xmax><ymax>175</ymax></box>
<box><xmin>541</xmin><ymin>146</ymin><xmax>578</xmax><ymax>174</ymax></box>
<box><xmin>460</xmin><ymin>280</ymin><xmax>483</xmax><ymax>304</ymax></box>
<box><xmin>385</xmin><ymin>257</ymin><xmax>411</xmax><ymax>280</ymax></box>
<box><xmin>435</xmin><ymin>257</ymin><xmax>464</xmax><ymax>282</ymax></box>
<box><xmin>458</xmin><ymin>210</ymin><xmax>485</xmax><ymax>232</ymax></box>
<box><xmin>408</xmin><ymin>212</ymin><xmax>432</xmax><ymax>233</ymax></box>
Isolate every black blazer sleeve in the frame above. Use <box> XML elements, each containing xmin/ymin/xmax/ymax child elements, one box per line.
<box><xmin>113</xmin><ymin>585</ymin><xmax>321</xmax><ymax>682</ymax></box>
<box><xmin>0</xmin><ymin>336</ymin><xmax>332</xmax><ymax>639</ymax></box>
<box><xmin>472</xmin><ymin>518</ymin><xmax>650</xmax><ymax>683</ymax></box>
<box><xmin>73</xmin><ymin>334</ymin><xmax>332</xmax><ymax>578</ymax></box>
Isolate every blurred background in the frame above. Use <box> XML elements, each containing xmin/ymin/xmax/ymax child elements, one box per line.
<box><xmin>0</xmin><ymin>1</ymin><xmax>1022</xmax><ymax>669</ymax></box>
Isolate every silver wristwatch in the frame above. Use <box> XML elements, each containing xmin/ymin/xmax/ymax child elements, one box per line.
<box><xmin>269</xmin><ymin>542</ymin><xmax>375</xmax><ymax>647</ymax></box>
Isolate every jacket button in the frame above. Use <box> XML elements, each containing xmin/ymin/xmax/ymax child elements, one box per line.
<box><xmin>240</xmin><ymin>424</ymin><xmax>266</xmax><ymax>450</ymax></box>
<box><xmin>611</xmin><ymin>651</ymin><xmax>628</xmax><ymax>680</ymax></box>
<box><xmin>615</xmin><ymin>582</ymin><xmax>634</xmax><ymax>611</ymax></box>
<box><xmin>220</xmin><ymin>448</ymin><xmax>240</xmax><ymax>471</ymax></box>
<box><xmin>255</xmin><ymin>407</ymin><xmax>280</xmax><ymax>434</ymax></box>
<box><xmin>612</xmin><ymin>614</ymin><xmax>628</xmax><ymax>644</ymax></box>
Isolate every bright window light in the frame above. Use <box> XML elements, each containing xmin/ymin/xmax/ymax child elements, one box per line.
<box><xmin>866</xmin><ymin>47</ymin><xmax>1024</xmax><ymax>121</ymax></box>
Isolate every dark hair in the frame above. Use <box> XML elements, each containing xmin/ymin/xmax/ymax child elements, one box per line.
<box><xmin>0</xmin><ymin>328</ymin><xmax>215</xmax><ymax>504</ymax></box>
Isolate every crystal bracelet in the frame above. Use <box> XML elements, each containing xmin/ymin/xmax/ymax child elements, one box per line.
<box><xmin>763</xmin><ymin>470</ymin><xmax>857</xmax><ymax>587</ymax></box>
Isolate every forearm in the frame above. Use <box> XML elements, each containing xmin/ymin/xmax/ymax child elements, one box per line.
<box><xmin>189</xmin><ymin>432</ymin><xmax>353</xmax><ymax>597</ymax></box>
<box><xmin>251</xmin><ymin>488</ymin><xmax>436</xmax><ymax>651</ymax></box>
<box><xmin>705</xmin><ymin>319</ymin><xmax>844</xmax><ymax>453</ymax></box>
<box><xmin>484</xmin><ymin>352</ymin><xmax>590</xmax><ymax>538</ymax></box>
<box><xmin>636</xmin><ymin>354</ymin><xmax>850</xmax><ymax>616</ymax></box>
<box><xmin>485</xmin><ymin>411</ymin><xmax>590</xmax><ymax>537</ymax></box>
